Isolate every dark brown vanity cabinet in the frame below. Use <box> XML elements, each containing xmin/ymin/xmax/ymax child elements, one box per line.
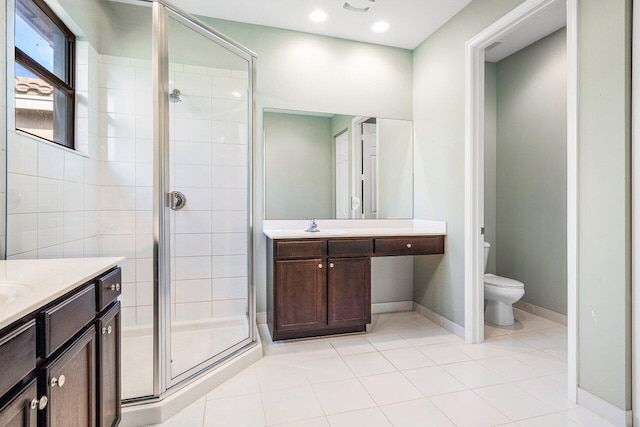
<box><xmin>96</xmin><ymin>302</ymin><xmax>121</xmax><ymax>427</ymax></box>
<box><xmin>267</xmin><ymin>235</ymin><xmax>444</xmax><ymax>341</ymax></box>
<box><xmin>0</xmin><ymin>266</ymin><xmax>122</xmax><ymax>427</ymax></box>
<box><xmin>0</xmin><ymin>380</ymin><xmax>38</xmax><ymax>427</ymax></box>
<box><xmin>327</xmin><ymin>257</ymin><xmax>371</xmax><ymax>328</ymax></box>
<box><xmin>41</xmin><ymin>329</ymin><xmax>96</xmax><ymax>427</ymax></box>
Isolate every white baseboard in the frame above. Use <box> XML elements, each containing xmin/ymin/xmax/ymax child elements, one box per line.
<box><xmin>371</xmin><ymin>301</ymin><xmax>414</xmax><ymax>314</ymax></box>
<box><xmin>513</xmin><ymin>300</ymin><xmax>567</xmax><ymax>325</ymax></box>
<box><xmin>256</xmin><ymin>311</ymin><xmax>267</xmax><ymax>324</ymax></box>
<box><xmin>413</xmin><ymin>302</ymin><xmax>465</xmax><ymax>339</ymax></box>
<box><xmin>577</xmin><ymin>387</ymin><xmax>632</xmax><ymax>427</ymax></box>
<box><xmin>121</xmin><ymin>335</ymin><xmax>263</xmax><ymax>426</ymax></box>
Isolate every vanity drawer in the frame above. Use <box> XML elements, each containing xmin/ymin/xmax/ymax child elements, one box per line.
<box><xmin>97</xmin><ymin>267</ymin><xmax>122</xmax><ymax>312</ymax></box>
<box><xmin>39</xmin><ymin>285</ymin><xmax>96</xmax><ymax>358</ymax></box>
<box><xmin>276</xmin><ymin>240</ymin><xmax>325</xmax><ymax>259</ymax></box>
<box><xmin>374</xmin><ymin>236</ymin><xmax>445</xmax><ymax>256</ymax></box>
<box><xmin>328</xmin><ymin>239</ymin><xmax>372</xmax><ymax>257</ymax></box>
<box><xmin>0</xmin><ymin>320</ymin><xmax>36</xmax><ymax>398</ymax></box>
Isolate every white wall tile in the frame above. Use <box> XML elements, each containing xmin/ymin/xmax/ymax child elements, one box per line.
<box><xmin>99</xmin><ymin>211</ymin><xmax>135</xmax><ymax>235</ymax></box>
<box><xmin>175</xmin><ymin>256</ymin><xmax>212</xmax><ymax>280</ymax></box>
<box><xmin>38</xmin><ymin>178</ymin><xmax>64</xmax><ymax>212</ymax></box>
<box><xmin>99</xmin><ymin>186</ymin><xmax>136</xmax><ymax>211</ymax></box>
<box><xmin>174</xmin><ymin>96</ymin><xmax>212</xmax><ymax>120</ymax></box>
<box><xmin>136</xmin><ymin>234</ymin><xmax>154</xmax><ymax>258</ymax></box>
<box><xmin>137</xmin><ymin>306</ymin><xmax>154</xmax><ymax>325</ymax></box>
<box><xmin>212</xmin><ymin>99</ymin><xmax>246</xmax><ymax>123</ymax></box>
<box><xmin>136</xmin><ymin>258</ymin><xmax>153</xmax><ymax>282</ymax></box>
<box><xmin>175</xmin><ymin>279</ymin><xmax>211</xmax><ymax>303</ymax></box>
<box><xmin>37</xmin><ymin>244</ymin><xmax>63</xmax><ymax>259</ymax></box>
<box><xmin>212</xmin><ymin>255</ymin><xmax>247</xmax><ymax>278</ymax></box>
<box><xmin>175</xmin><ymin>302</ymin><xmax>211</xmax><ymax>322</ymax></box>
<box><xmin>174</xmin><ymin>164</ymin><xmax>212</xmax><ymax>188</ymax></box>
<box><xmin>100</xmin><ymin>63</ymin><xmax>135</xmax><ymax>90</ymax></box>
<box><xmin>63</xmin><ymin>239</ymin><xmax>84</xmax><ymax>258</ymax></box>
<box><xmin>38</xmin><ymin>143</ymin><xmax>64</xmax><ymax>179</ymax></box>
<box><xmin>175</xmin><ymin>211</ymin><xmax>212</xmax><ymax>234</ymax></box>
<box><xmin>175</xmin><ymin>233</ymin><xmax>212</xmax><ymax>257</ymax></box>
<box><xmin>99</xmin><ymin>162</ymin><xmax>136</xmax><ymax>187</ymax></box>
<box><xmin>212</xmin><ymin>299</ymin><xmax>247</xmax><ymax>318</ymax></box>
<box><xmin>212</xmin><ymin>233</ymin><xmax>247</xmax><ymax>256</ymax></box>
<box><xmin>99</xmin><ymin>88</ymin><xmax>136</xmax><ymax>114</ymax></box>
<box><xmin>212</xmin><ymin>188</ymin><xmax>247</xmax><ymax>211</ymax></box>
<box><xmin>212</xmin><ymin>277</ymin><xmax>248</xmax><ymax>300</ymax></box>
<box><xmin>7</xmin><ymin>214</ymin><xmax>38</xmax><ymax>254</ymax></box>
<box><xmin>174</xmin><ymin>119</ymin><xmax>211</xmax><ymax>143</ymax></box>
<box><xmin>174</xmin><ymin>72</ymin><xmax>212</xmax><ymax>97</ymax></box>
<box><xmin>135</xmin><ymin>139</ymin><xmax>152</xmax><ymax>163</ymax></box>
<box><xmin>212</xmin><ymin>166</ymin><xmax>247</xmax><ymax>189</ymax></box>
<box><xmin>212</xmin><ymin>77</ymin><xmax>247</xmax><ymax>100</ymax></box>
<box><xmin>63</xmin><ymin>212</ymin><xmax>84</xmax><ymax>242</ymax></box>
<box><xmin>64</xmin><ymin>152</ymin><xmax>85</xmax><ymax>183</ymax></box>
<box><xmin>38</xmin><ymin>213</ymin><xmax>64</xmax><ymax>248</ymax></box>
<box><xmin>63</xmin><ymin>181</ymin><xmax>84</xmax><ymax>212</ymax></box>
<box><xmin>8</xmin><ymin>134</ymin><xmax>37</xmax><ymax>175</ymax></box>
<box><xmin>100</xmin><ymin>113</ymin><xmax>136</xmax><ymax>139</ymax></box>
<box><xmin>212</xmin><ymin>211</ymin><xmax>247</xmax><ymax>233</ymax></box>
<box><xmin>176</xmin><ymin>188</ymin><xmax>211</xmax><ymax>211</ymax></box>
<box><xmin>136</xmin><ymin>163</ymin><xmax>153</xmax><ymax>187</ymax></box>
<box><xmin>137</xmin><ymin>281</ymin><xmax>153</xmax><ymax>306</ymax></box>
<box><xmin>7</xmin><ymin>174</ymin><xmax>37</xmax><ymax>214</ymax></box>
<box><xmin>100</xmin><ymin>235</ymin><xmax>136</xmax><ymax>257</ymax></box>
<box><xmin>102</xmin><ymin>138</ymin><xmax>136</xmax><ymax>163</ymax></box>
<box><xmin>174</xmin><ymin>141</ymin><xmax>212</xmax><ymax>165</ymax></box>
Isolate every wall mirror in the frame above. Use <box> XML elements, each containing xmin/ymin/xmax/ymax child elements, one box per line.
<box><xmin>264</xmin><ymin>108</ymin><xmax>414</xmax><ymax>220</ymax></box>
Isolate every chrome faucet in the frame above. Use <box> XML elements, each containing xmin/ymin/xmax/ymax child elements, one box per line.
<box><xmin>305</xmin><ymin>218</ymin><xmax>320</xmax><ymax>233</ymax></box>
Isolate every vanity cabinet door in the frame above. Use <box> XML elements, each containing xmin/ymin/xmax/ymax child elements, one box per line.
<box><xmin>96</xmin><ymin>302</ymin><xmax>121</xmax><ymax>427</ymax></box>
<box><xmin>275</xmin><ymin>259</ymin><xmax>325</xmax><ymax>332</ymax></box>
<box><xmin>327</xmin><ymin>257</ymin><xmax>371</xmax><ymax>327</ymax></box>
<box><xmin>41</xmin><ymin>328</ymin><xmax>96</xmax><ymax>427</ymax></box>
<box><xmin>0</xmin><ymin>380</ymin><xmax>38</xmax><ymax>427</ymax></box>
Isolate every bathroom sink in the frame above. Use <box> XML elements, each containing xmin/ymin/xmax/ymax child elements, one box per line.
<box><xmin>0</xmin><ymin>282</ymin><xmax>34</xmax><ymax>306</ymax></box>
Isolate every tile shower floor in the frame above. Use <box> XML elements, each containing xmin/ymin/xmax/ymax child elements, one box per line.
<box><xmin>152</xmin><ymin>309</ymin><xmax>610</xmax><ymax>427</ymax></box>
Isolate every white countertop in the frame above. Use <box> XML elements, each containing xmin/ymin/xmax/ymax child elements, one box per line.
<box><xmin>263</xmin><ymin>219</ymin><xmax>447</xmax><ymax>240</ymax></box>
<box><xmin>0</xmin><ymin>257</ymin><xmax>124</xmax><ymax>330</ymax></box>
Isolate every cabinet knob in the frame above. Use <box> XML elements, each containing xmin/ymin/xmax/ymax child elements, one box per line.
<box><xmin>329</xmin><ymin>263</ymin><xmax>334</xmax><ymax>268</ymax></box>
<box><xmin>318</xmin><ymin>264</ymin><xmax>323</xmax><ymax>269</ymax></box>
<box><xmin>102</xmin><ymin>325</ymin><xmax>113</xmax><ymax>335</ymax></box>
<box><xmin>406</xmin><ymin>243</ymin><xmax>412</xmax><ymax>249</ymax></box>
<box><xmin>51</xmin><ymin>375</ymin><xmax>66</xmax><ymax>388</ymax></box>
<box><xmin>107</xmin><ymin>283</ymin><xmax>121</xmax><ymax>291</ymax></box>
<box><xmin>30</xmin><ymin>396</ymin><xmax>48</xmax><ymax>410</ymax></box>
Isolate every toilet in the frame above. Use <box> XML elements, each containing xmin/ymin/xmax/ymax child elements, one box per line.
<box><xmin>484</xmin><ymin>242</ymin><xmax>525</xmax><ymax>326</ymax></box>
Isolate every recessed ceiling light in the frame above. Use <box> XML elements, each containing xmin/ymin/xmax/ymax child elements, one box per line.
<box><xmin>371</xmin><ymin>21</ymin><xmax>389</xmax><ymax>32</ymax></box>
<box><xmin>309</xmin><ymin>9</ymin><xmax>328</xmax><ymax>22</ymax></box>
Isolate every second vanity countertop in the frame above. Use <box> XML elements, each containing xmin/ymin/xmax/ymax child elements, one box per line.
<box><xmin>263</xmin><ymin>219</ymin><xmax>447</xmax><ymax>240</ymax></box>
<box><xmin>0</xmin><ymin>257</ymin><xmax>124</xmax><ymax>330</ymax></box>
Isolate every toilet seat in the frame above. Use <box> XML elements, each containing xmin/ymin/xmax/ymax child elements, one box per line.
<box><xmin>484</xmin><ymin>273</ymin><xmax>524</xmax><ymax>289</ymax></box>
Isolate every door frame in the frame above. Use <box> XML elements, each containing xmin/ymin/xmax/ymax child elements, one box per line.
<box><xmin>463</xmin><ymin>0</ymin><xmax>578</xmax><ymax>402</ymax></box>
<box><xmin>633</xmin><ymin>0</ymin><xmax>639</xmax><ymax>424</ymax></box>
<box><xmin>350</xmin><ymin>116</ymin><xmax>370</xmax><ymax>218</ymax></box>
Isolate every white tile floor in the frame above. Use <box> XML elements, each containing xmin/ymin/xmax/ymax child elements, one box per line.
<box><xmin>152</xmin><ymin>309</ymin><xmax>611</xmax><ymax>427</ymax></box>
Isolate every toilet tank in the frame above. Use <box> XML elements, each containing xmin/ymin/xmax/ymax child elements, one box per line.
<box><xmin>484</xmin><ymin>242</ymin><xmax>490</xmax><ymax>273</ymax></box>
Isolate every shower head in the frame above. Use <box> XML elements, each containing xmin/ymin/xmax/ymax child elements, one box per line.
<box><xmin>169</xmin><ymin>89</ymin><xmax>182</xmax><ymax>103</ymax></box>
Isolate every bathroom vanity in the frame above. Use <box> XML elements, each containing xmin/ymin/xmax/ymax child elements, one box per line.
<box><xmin>265</xmin><ymin>225</ymin><xmax>445</xmax><ymax>340</ymax></box>
<box><xmin>0</xmin><ymin>258</ymin><xmax>123</xmax><ymax>427</ymax></box>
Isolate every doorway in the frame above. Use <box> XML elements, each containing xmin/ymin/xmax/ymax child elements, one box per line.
<box><xmin>464</xmin><ymin>0</ymin><xmax>578</xmax><ymax>402</ymax></box>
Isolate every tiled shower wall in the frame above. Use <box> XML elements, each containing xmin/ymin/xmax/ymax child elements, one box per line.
<box><xmin>6</xmin><ymin>46</ymin><xmax>249</xmax><ymax>328</ymax></box>
<box><xmin>7</xmin><ymin>41</ymin><xmax>101</xmax><ymax>260</ymax></box>
<box><xmin>99</xmin><ymin>57</ymin><xmax>249</xmax><ymax>328</ymax></box>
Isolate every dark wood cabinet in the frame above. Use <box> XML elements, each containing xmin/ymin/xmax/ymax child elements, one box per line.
<box><xmin>267</xmin><ymin>235</ymin><xmax>444</xmax><ymax>340</ymax></box>
<box><xmin>275</xmin><ymin>259</ymin><xmax>325</xmax><ymax>333</ymax></box>
<box><xmin>327</xmin><ymin>257</ymin><xmax>370</xmax><ymax>327</ymax></box>
<box><xmin>0</xmin><ymin>265</ymin><xmax>122</xmax><ymax>427</ymax></box>
<box><xmin>0</xmin><ymin>380</ymin><xmax>38</xmax><ymax>427</ymax></box>
<box><xmin>96</xmin><ymin>302</ymin><xmax>121</xmax><ymax>427</ymax></box>
<box><xmin>42</xmin><ymin>328</ymin><xmax>96</xmax><ymax>427</ymax></box>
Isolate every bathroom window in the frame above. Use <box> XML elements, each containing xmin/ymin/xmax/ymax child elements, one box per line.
<box><xmin>14</xmin><ymin>0</ymin><xmax>75</xmax><ymax>149</ymax></box>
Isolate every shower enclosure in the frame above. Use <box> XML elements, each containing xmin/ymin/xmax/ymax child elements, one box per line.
<box><xmin>4</xmin><ymin>0</ymin><xmax>255</xmax><ymax>404</ymax></box>
<box><xmin>151</xmin><ymin>0</ymin><xmax>256</xmax><ymax>396</ymax></box>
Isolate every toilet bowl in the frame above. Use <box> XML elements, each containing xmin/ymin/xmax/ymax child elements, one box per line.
<box><xmin>483</xmin><ymin>242</ymin><xmax>525</xmax><ymax>326</ymax></box>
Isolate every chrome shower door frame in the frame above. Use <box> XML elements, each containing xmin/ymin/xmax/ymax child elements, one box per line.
<box><xmin>152</xmin><ymin>0</ymin><xmax>257</xmax><ymax>397</ymax></box>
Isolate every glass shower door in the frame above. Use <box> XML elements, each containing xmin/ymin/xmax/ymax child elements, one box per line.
<box><xmin>158</xmin><ymin>5</ymin><xmax>254</xmax><ymax>385</ymax></box>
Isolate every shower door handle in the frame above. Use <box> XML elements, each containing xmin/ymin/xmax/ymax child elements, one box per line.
<box><xmin>169</xmin><ymin>191</ymin><xmax>187</xmax><ymax>210</ymax></box>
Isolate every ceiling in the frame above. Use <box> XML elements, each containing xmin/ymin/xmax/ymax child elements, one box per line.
<box><xmin>169</xmin><ymin>0</ymin><xmax>472</xmax><ymax>50</ymax></box>
<box><xmin>485</xmin><ymin>1</ymin><xmax>566</xmax><ymax>62</ymax></box>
